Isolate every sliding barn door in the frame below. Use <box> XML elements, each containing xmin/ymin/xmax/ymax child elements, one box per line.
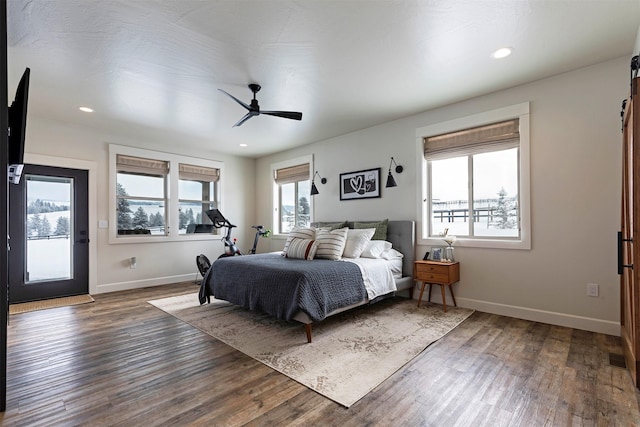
<box><xmin>621</xmin><ymin>75</ymin><xmax>640</xmax><ymax>387</ymax></box>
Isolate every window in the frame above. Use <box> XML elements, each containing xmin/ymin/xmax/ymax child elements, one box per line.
<box><xmin>178</xmin><ymin>163</ymin><xmax>219</xmax><ymax>234</ymax></box>
<box><xmin>116</xmin><ymin>155</ymin><xmax>169</xmax><ymax>236</ymax></box>
<box><xmin>109</xmin><ymin>145</ymin><xmax>223</xmax><ymax>243</ymax></box>
<box><xmin>272</xmin><ymin>157</ymin><xmax>312</xmax><ymax>234</ymax></box>
<box><xmin>418</xmin><ymin>103</ymin><xmax>530</xmax><ymax>249</ymax></box>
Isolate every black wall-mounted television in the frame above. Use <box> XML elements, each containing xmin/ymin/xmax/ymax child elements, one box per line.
<box><xmin>7</xmin><ymin>67</ymin><xmax>30</xmax><ymax>184</ymax></box>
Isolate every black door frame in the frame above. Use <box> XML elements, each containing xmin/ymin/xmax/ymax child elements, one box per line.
<box><xmin>8</xmin><ymin>164</ymin><xmax>89</xmax><ymax>303</ymax></box>
<box><xmin>1</xmin><ymin>0</ymin><xmax>9</xmax><ymax>411</ymax></box>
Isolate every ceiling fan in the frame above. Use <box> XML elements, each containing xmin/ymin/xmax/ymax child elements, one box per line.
<box><xmin>218</xmin><ymin>84</ymin><xmax>303</xmax><ymax>127</ymax></box>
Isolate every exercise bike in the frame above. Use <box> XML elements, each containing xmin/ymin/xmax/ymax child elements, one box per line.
<box><xmin>196</xmin><ymin>209</ymin><xmax>270</xmax><ymax>278</ymax></box>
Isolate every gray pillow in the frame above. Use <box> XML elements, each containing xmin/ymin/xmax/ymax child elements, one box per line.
<box><xmin>313</xmin><ymin>221</ymin><xmax>348</xmax><ymax>231</ymax></box>
<box><xmin>353</xmin><ymin>219</ymin><xmax>388</xmax><ymax>240</ymax></box>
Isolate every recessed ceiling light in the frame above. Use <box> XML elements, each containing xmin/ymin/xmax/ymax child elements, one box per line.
<box><xmin>79</xmin><ymin>106</ymin><xmax>94</xmax><ymax>113</ymax></box>
<box><xmin>492</xmin><ymin>47</ymin><xmax>512</xmax><ymax>59</ymax></box>
<box><xmin>239</xmin><ymin>143</ymin><xmax>247</xmax><ymax>147</ymax></box>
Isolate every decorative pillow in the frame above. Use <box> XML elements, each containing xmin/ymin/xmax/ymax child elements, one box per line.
<box><xmin>315</xmin><ymin>227</ymin><xmax>349</xmax><ymax>260</ymax></box>
<box><xmin>354</xmin><ymin>219</ymin><xmax>388</xmax><ymax>240</ymax></box>
<box><xmin>361</xmin><ymin>240</ymin><xmax>393</xmax><ymax>259</ymax></box>
<box><xmin>311</xmin><ymin>221</ymin><xmax>349</xmax><ymax>231</ymax></box>
<box><xmin>342</xmin><ymin>228</ymin><xmax>375</xmax><ymax>258</ymax></box>
<box><xmin>285</xmin><ymin>238</ymin><xmax>318</xmax><ymax>260</ymax></box>
<box><xmin>282</xmin><ymin>227</ymin><xmax>316</xmax><ymax>255</ymax></box>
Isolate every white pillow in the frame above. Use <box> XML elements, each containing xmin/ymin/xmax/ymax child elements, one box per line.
<box><xmin>342</xmin><ymin>228</ymin><xmax>375</xmax><ymax>258</ymax></box>
<box><xmin>282</xmin><ymin>227</ymin><xmax>316</xmax><ymax>255</ymax></box>
<box><xmin>381</xmin><ymin>248</ymin><xmax>404</xmax><ymax>260</ymax></box>
<box><xmin>315</xmin><ymin>227</ymin><xmax>349</xmax><ymax>260</ymax></box>
<box><xmin>285</xmin><ymin>238</ymin><xmax>318</xmax><ymax>260</ymax></box>
<box><xmin>360</xmin><ymin>240</ymin><xmax>393</xmax><ymax>258</ymax></box>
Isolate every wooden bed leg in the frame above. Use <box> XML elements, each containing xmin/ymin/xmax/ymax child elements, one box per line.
<box><xmin>305</xmin><ymin>324</ymin><xmax>312</xmax><ymax>343</ymax></box>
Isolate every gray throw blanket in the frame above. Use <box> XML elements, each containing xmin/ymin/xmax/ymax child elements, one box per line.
<box><xmin>199</xmin><ymin>253</ymin><xmax>367</xmax><ymax>322</ymax></box>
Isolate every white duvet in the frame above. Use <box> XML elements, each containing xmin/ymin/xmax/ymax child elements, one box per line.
<box><xmin>343</xmin><ymin>257</ymin><xmax>398</xmax><ymax>300</ymax></box>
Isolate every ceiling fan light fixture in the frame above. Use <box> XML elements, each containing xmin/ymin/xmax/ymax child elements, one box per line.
<box><xmin>219</xmin><ymin>84</ymin><xmax>303</xmax><ymax>127</ymax></box>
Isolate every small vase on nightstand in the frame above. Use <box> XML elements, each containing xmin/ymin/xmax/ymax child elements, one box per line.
<box><xmin>443</xmin><ymin>246</ymin><xmax>455</xmax><ymax>262</ymax></box>
<box><xmin>442</xmin><ymin>234</ymin><xmax>456</xmax><ymax>262</ymax></box>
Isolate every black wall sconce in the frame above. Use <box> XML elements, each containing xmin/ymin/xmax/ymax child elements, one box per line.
<box><xmin>310</xmin><ymin>171</ymin><xmax>327</xmax><ymax>195</ymax></box>
<box><xmin>385</xmin><ymin>157</ymin><xmax>403</xmax><ymax>188</ymax></box>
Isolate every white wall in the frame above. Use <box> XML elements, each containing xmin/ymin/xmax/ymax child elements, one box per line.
<box><xmin>23</xmin><ymin>118</ymin><xmax>255</xmax><ymax>294</ymax></box>
<box><xmin>255</xmin><ymin>56</ymin><xmax>629</xmax><ymax>336</ymax></box>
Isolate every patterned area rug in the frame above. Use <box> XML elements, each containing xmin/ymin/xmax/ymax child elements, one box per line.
<box><xmin>9</xmin><ymin>294</ymin><xmax>94</xmax><ymax>314</ymax></box>
<box><xmin>148</xmin><ymin>293</ymin><xmax>474</xmax><ymax>407</ymax></box>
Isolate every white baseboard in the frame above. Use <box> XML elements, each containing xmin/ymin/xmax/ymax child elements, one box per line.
<box><xmin>413</xmin><ymin>287</ymin><xmax>620</xmax><ymax>336</ymax></box>
<box><xmin>96</xmin><ymin>273</ymin><xmax>198</xmax><ymax>294</ymax></box>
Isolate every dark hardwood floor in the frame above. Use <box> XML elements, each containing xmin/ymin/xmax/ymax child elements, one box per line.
<box><xmin>1</xmin><ymin>281</ymin><xmax>639</xmax><ymax>426</ymax></box>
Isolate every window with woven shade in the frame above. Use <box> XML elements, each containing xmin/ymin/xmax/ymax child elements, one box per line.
<box><xmin>110</xmin><ymin>145</ymin><xmax>224</xmax><ymax>242</ymax></box>
<box><xmin>115</xmin><ymin>154</ymin><xmax>169</xmax><ymax>236</ymax></box>
<box><xmin>272</xmin><ymin>158</ymin><xmax>312</xmax><ymax>234</ymax></box>
<box><xmin>178</xmin><ymin>163</ymin><xmax>220</xmax><ymax>234</ymax></box>
<box><xmin>418</xmin><ymin>103</ymin><xmax>531</xmax><ymax>249</ymax></box>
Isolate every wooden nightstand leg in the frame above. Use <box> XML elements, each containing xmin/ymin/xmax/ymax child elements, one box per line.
<box><xmin>427</xmin><ymin>284</ymin><xmax>433</xmax><ymax>302</ymax></box>
<box><xmin>441</xmin><ymin>284</ymin><xmax>447</xmax><ymax>312</ymax></box>
<box><xmin>448</xmin><ymin>284</ymin><xmax>457</xmax><ymax>307</ymax></box>
<box><xmin>417</xmin><ymin>282</ymin><xmax>426</xmax><ymax>307</ymax></box>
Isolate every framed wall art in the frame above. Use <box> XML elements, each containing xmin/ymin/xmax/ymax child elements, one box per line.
<box><xmin>339</xmin><ymin>167</ymin><xmax>381</xmax><ymax>201</ymax></box>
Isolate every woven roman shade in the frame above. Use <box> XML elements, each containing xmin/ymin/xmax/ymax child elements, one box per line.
<box><xmin>274</xmin><ymin>163</ymin><xmax>310</xmax><ymax>184</ymax></box>
<box><xmin>116</xmin><ymin>154</ymin><xmax>169</xmax><ymax>176</ymax></box>
<box><xmin>179</xmin><ymin>163</ymin><xmax>220</xmax><ymax>182</ymax></box>
<box><xmin>424</xmin><ymin>119</ymin><xmax>520</xmax><ymax>160</ymax></box>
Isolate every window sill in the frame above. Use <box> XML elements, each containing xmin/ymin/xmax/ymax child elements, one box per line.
<box><xmin>420</xmin><ymin>236</ymin><xmax>531</xmax><ymax>250</ymax></box>
<box><xmin>108</xmin><ymin>233</ymin><xmax>221</xmax><ymax>244</ymax></box>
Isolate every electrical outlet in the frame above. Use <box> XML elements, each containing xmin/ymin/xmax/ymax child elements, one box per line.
<box><xmin>587</xmin><ymin>283</ymin><xmax>599</xmax><ymax>297</ymax></box>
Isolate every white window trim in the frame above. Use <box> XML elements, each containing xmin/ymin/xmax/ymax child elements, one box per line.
<box><xmin>108</xmin><ymin>144</ymin><xmax>224</xmax><ymax>244</ymax></box>
<box><xmin>271</xmin><ymin>154</ymin><xmax>314</xmax><ymax>238</ymax></box>
<box><xmin>416</xmin><ymin>102</ymin><xmax>531</xmax><ymax>250</ymax></box>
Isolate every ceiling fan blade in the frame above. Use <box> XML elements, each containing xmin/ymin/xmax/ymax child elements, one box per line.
<box><xmin>233</xmin><ymin>112</ymin><xmax>255</xmax><ymax>127</ymax></box>
<box><xmin>261</xmin><ymin>110</ymin><xmax>303</xmax><ymax>121</ymax></box>
<box><xmin>218</xmin><ymin>89</ymin><xmax>251</xmax><ymax>111</ymax></box>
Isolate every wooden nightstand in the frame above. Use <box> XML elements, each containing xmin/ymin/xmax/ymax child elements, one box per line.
<box><xmin>414</xmin><ymin>260</ymin><xmax>460</xmax><ymax>312</ymax></box>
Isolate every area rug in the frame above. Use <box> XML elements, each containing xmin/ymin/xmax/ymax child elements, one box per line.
<box><xmin>148</xmin><ymin>293</ymin><xmax>474</xmax><ymax>407</ymax></box>
<box><xmin>9</xmin><ymin>294</ymin><xmax>94</xmax><ymax>314</ymax></box>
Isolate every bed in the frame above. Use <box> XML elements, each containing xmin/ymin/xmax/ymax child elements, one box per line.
<box><xmin>199</xmin><ymin>220</ymin><xmax>415</xmax><ymax>343</ymax></box>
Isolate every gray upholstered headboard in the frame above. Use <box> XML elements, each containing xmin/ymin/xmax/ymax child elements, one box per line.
<box><xmin>341</xmin><ymin>220</ymin><xmax>415</xmax><ymax>279</ymax></box>
<box><xmin>311</xmin><ymin>220</ymin><xmax>416</xmax><ymax>278</ymax></box>
<box><xmin>385</xmin><ymin>220</ymin><xmax>416</xmax><ymax>278</ymax></box>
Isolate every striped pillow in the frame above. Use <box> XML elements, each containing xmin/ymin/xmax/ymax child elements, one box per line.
<box><xmin>285</xmin><ymin>238</ymin><xmax>318</xmax><ymax>260</ymax></box>
<box><xmin>282</xmin><ymin>227</ymin><xmax>316</xmax><ymax>255</ymax></box>
<box><xmin>315</xmin><ymin>227</ymin><xmax>349</xmax><ymax>260</ymax></box>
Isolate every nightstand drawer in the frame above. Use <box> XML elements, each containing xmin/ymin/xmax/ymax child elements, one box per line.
<box><xmin>417</xmin><ymin>272</ymin><xmax>449</xmax><ymax>282</ymax></box>
<box><xmin>415</xmin><ymin>263</ymin><xmax>450</xmax><ymax>276</ymax></box>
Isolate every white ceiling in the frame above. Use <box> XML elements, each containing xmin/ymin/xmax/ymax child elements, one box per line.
<box><xmin>7</xmin><ymin>0</ymin><xmax>640</xmax><ymax>158</ymax></box>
